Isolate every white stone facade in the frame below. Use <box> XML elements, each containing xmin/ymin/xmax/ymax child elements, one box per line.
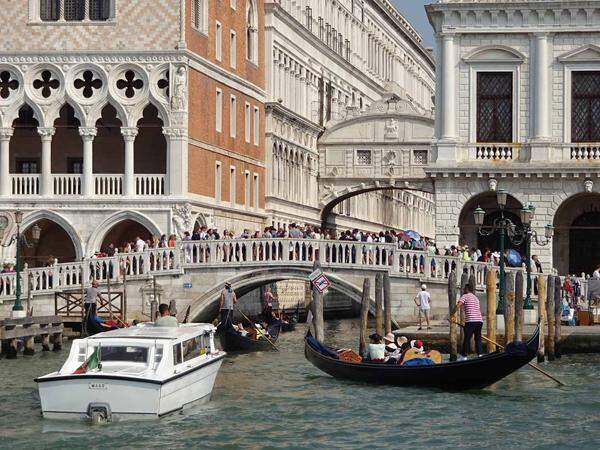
<box><xmin>427</xmin><ymin>0</ymin><xmax>600</xmax><ymax>274</ymax></box>
<box><xmin>264</xmin><ymin>0</ymin><xmax>436</xmax><ymax>233</ymax></box>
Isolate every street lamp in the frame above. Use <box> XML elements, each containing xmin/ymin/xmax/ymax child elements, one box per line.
<box><xmin>474</xmin><ymin>197</ymin><xmax>552</xmax><ymax>314</ymax></box>
<box><xmin>0</xmin><ymin>211</ymin><xmax>41</xmax><ymax>317</ymax></box>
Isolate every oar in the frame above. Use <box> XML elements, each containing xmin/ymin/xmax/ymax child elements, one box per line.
<box><xmin>449</xmin><ymin>319</ymin><xmax>565</xmax><ymax>386</ymax></box>
<box><xmin>234</xmin><ymin>306</ymin><xmax>279</xmax><ymax>352</ymax></box>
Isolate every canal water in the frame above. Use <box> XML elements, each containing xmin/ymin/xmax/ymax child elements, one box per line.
<box><xmin>0</xmin><ymin>319</ymin><xmax>599</xmax><ymax>450</ymax></box>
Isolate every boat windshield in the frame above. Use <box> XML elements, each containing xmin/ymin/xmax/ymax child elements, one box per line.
<box><xmin>99</xmin><ymin>345</ymin><xmax>149</xmax><ymax>363</ymax></box>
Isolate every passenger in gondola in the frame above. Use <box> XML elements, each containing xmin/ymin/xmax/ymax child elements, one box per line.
<box><xmin>383</xmin><ymin>333</ymin><xmax>402</xmax><ymax>364</ymax></box>
<box><xmin>232</xmin><ymin>322</ymin><xmax>248</xmax><ymax>337</ymax></box>
<box><xmin>366</xmin><ymin>333</ymin><xmax>386</xmax><ymax>362</ymax></box>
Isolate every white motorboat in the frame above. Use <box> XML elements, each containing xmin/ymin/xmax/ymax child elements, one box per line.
<box><xmin>35</xmin><ymin>323</ymin><xmax>225</xmax><ymax>422</ymax></box>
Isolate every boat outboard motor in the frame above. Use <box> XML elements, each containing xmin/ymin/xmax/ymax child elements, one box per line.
<box><xmin>87</xmin><ymin>402</ymin><xmax>112</xmax><ymax>424</ymax></box>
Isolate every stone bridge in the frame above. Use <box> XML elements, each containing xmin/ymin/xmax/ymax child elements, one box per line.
<box><xmin>0</xmin><ymin>239</ymin><xmax>524</xmax><ymax>322</ymax></box>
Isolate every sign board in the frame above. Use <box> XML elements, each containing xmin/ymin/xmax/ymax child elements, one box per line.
<box><xmin>308</xmin><ymin>268</ymin><xmax>323</xmax><ymax>282</ymax></box>
<box><xmin>183</xmin><ymin>275</ymin><xmax>192</xmax><ymax>289</ymax></box>
<box><xmin>312</xmin><ymin>274</ymin><xmax>331</xmax><ymax>293</ymax></box>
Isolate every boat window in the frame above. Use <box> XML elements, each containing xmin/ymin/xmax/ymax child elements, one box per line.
<box><xmin>173</xmin><ymin>343</ymin><xmax>183</xmax><ymax>365</ymax></box>
<box><xmin>99</xmin><ymin>346</ymin><xmax>149</xmax><ymax>363</ymax></box>
<box><xmin>154</xmin><ymin>345</ymin><xmax>163</xmax><ymax>365</ymax></box>
<box><xmin>182</xmin><ymin>336</ymin><xmax>206</xmax><ymax>362</ymax></box>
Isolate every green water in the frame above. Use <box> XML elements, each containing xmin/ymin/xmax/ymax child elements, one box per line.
<box><xmin>0</xmin><ymin>319</ymin><xmax>599</xmax><ymax>450</ymax></box>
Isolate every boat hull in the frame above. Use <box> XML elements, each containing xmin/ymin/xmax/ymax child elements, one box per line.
<box><xmin>218</xmin><ymin>324</ymin><xmax>281</xmax><ymax>352</ymax></box>
<box><xmin>37</xmin><ymin>356</ymin><xmax>224</xmax><ymax>420</ymax></box>
<box><xmin>305</xmin><ymin>326</ymin><xmax>539</xmax><ymax>391</ymax></box>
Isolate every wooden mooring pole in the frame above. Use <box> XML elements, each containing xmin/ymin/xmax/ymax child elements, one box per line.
<box><xmin>383</xmin><ymin>272</ymin><xmax>392</xmax><ymax>335</ymax></box>
<box><xmin>546</xmin><ymin>275</ymin><xmax>556</xmax><ymax>361</ymax></box>
<box><xmin>537</xmin><ymin>274</ymin><xmax>547</xmax><ymax>363</ymax></box>
<box><xmin>504</xmin><ymin>272</ymin><xmax>515</xmax><ymax>344</ymax></box>
<box><xmin>515</xmin><ymin>271</ymin><xmax>524</xmax><ymax>342</ymax></box>
<box><xmin>359</xmin><ymin>278</ymin><xmax>370</xmax><ymax>358</ymax></box>
<box><xmin>486</xmin><ymin>269</ymin><xmax>497</xmax><ymax>353</ymax></box>
<box><xmin>554</xmin><ymin>275</ymin><xmax>562</xmax><ymax>359</ymax></box>
<box><xmin>375</xmin><ymin>273</ymin><xmax>384</xmax><ymax>336</ymax></box>
<box><xmin>448</xmin><ymin>270</ymin><xmax>458</xmax><ymax>361</ymax></box>
<box><xmin>311</xmin><ymin>261</ymin><xmax>324</xmax><ymax>343</ymax></box>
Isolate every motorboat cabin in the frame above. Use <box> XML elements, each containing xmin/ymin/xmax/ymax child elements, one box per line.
<box><xmin>36</xmin><ymin>323</ymin><xmax>225</xmax><ymax>422</ymax></box>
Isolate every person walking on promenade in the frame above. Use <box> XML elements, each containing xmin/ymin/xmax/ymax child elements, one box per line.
<box><xmin>449</xmin><ymin>283</ymin><xmax>483</xmax><ymax>360</ymax></box>
<box><xmin>414</xmin><ymin>284</ymin><xmax>431</xmax><ymax>330</ymax></box>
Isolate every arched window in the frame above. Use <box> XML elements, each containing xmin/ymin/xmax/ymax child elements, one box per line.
<box><xmin>246</xmin><ymin>0</ymin><xmax>258</xmax><ymax>64</ymax></box>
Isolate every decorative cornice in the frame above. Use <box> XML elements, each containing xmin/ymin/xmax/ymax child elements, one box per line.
<box><xmin>120</xmin><ymin>127</ymin><xmax>139</xmax><ymax>140</ymax></box>
<box><xmin>162</xmin><ymin>127</ymin><xmax>187</xmax><ymax>138</ymax></box>
<box><xmin>37</xmin><ymin>127</ymin><xmax>55</xmax><ymax>140</ymax></box>
<box><xmin>0</xmin><ymin>128</ymin><xmax>14</xmax><ymax>140</ymax></box>
<box><xmin>78</xmin><ymin>127</ymin><xmax>97</xmax><ymax>139</ymax></box>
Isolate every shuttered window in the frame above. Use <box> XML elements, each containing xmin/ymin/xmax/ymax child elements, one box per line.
<box><xmin>476</xmin><ymin>72</ymin><xmax>513</xmax><ymax>143</ymax></box>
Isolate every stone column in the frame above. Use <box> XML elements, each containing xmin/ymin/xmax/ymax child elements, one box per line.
<box><xmin>79</xmin><ymin>127</ymin><xmax>97</xmax><ymax>197</ymax></box>
<box><xmin>0</xmin><ymin>128</ymin><xmax>13</xmax><ymax>197</ymax></box>
<box><xmin>38</xmin><ymin>127</ymin><xmax>55</xmax><ymax>196</ymax></box>
<box><xmin>121</xmin><ymin>127</ymin><xmax>138</xmax><ymax>197</ymax></box>
<box><xmin>441</xmin><ymin>34</ymin><xmax>456</xmax><ymax>140</ymax></box>
<box><xmin>533</xmin><ymin>33</ymin><xmax>550</xmax><ymax>140</ymax></box>
<box><xmin>163</xmin><ymin>127</ymin><xmax>188</xmax><ymax>196</ymax></box>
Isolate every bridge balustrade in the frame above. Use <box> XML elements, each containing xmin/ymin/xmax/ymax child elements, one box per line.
<box><xmin>0</xmin><ymin>238</ymin><xmax>531</xmax><ymax>302</ymax></box>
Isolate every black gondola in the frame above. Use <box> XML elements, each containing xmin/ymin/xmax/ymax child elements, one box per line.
<box><xmin>304</xmin><ymin>325</ymin><xmax>540</xmax><ymax>390</ymax></box>
<box><xmin>218</xmin><ymin>322</ymin><xmax>281</xmax><ymax>352</ymax></box>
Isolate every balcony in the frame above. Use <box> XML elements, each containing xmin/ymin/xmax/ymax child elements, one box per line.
<box><xmin>9</xmin><ymin>173</ymin><xmax>165</xmax><ymax>198</ymax></box>
<box><xmin>471</xmin><ymin>143</ymin><xmax>520</xmax><ymax>161</ymax></box>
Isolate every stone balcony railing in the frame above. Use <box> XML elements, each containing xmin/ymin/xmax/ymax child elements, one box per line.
<box><xmin>0</xmin><ymin>238</ymin><xmax>528</xmax><ymax>302</ymax></box>
<box><xmin>8</xmin><ymin>173</ymin><xmax>165</xmax><ymax>198</ymax></box>
<box><xmin>471</xmin><ymin>143</ymin><xmax>520</xmax><ymax>161</ymax></box>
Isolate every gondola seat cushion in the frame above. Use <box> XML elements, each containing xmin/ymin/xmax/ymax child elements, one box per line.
<box><xmin>402</xmin><ymin>357</ymin><xmax>435</xmax><ymax>366</ymax></box>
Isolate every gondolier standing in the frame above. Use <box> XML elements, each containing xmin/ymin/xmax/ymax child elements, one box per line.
<box><xmin>219</xmin><ymin>282</ymin><xmax>237</xmax><ymax>326</ymax></box>
<box><xmin>84</xmin><ymin>280</ymin><xmax>101</xmax><ymax>317</ymax></box>
<box><xmin>449</xmin><ymin>283</ymin><xmax>483</xmax><ymax>360</ymax></box>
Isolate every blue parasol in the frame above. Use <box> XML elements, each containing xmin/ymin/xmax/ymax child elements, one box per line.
<box><xmin>405</xmin><ymin>230</ymin><xmax>421</xmax><ymax>241</ymax></box>
<box><xmin>505</xmin><ymin>249</ymin><xmax>522</xmax><ymax>267</ymax></box>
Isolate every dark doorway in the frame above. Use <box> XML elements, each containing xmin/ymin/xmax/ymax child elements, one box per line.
<box><xmin>569</xmin><ymin>211</ymin><xmax>600</xmax><ymax>275</ymax></box>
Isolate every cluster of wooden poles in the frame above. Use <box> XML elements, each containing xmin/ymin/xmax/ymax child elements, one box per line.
<box><xmin>310</xmin><ymin>261</ymin><xmax>394</xmax><ymax>358</ymax></box>
<box><xmin>448</xmin><ymin>269</ymin><xmax>563</xmax><ymax>362</ymax></box>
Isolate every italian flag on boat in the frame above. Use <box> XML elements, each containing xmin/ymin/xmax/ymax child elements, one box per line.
<box><xmin>73</xmin><ymin>347</ymin><xmax>100</xmax><ymax>374</ymax></box>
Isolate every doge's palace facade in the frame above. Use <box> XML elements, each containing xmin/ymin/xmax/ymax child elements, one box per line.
<box><xmin>427</xmin><ymin>0</ymin><xmax>600</xmax><ymax>275</ymax></box>
<box><xmin>0</xmin><ymin>0</ymin><xmax>266</xmax><ymax>265</ymax></box>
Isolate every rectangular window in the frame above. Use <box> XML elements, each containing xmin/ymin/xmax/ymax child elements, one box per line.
<box><xmin>230</xmin><ymin>31</ymin><xmax>237</xmax><ymax>69</ymax></box>
<box><xmin>253</xmin><ymin>173</ymin><xmax>259</xmax><ymax>209</ymax></box>
<box><xmin>230</xmin><ymin>166</ymin><xmax>237</xmax><ymax>205</ymax></box>
<box><xmin>306</xmin><ymin>7</ymin><xmax>312</xmax><ymax>31</ymax></box>
<box><xmin>68</xmin><ymin>158</ymin><xmax>83</xmax><ymax>174</ymax></box>
<box><xmin>182</xmin><ymin>336</ymin><xmax>203</xmax><ymax>362</ymax></box>
<box><xmin>215</xmin><ymin>161</ymin><xmax>222</xmax><ymax>202</ymax></box>
<box><xmin>476</xmin><ymin>72</ymin><xmax>513</xmax><ymax>143</ymax></box>
<box><xmin>356</xmin><ymin>150</ymin><xmax>372</xmax><ymax>165</ymax></box>
<box><xmin>172</xmin><ymin>344</ymin><xmax>183</xmax><ymax>365</ymax></box>
<box><xmin>230</xmin><ymin>95</ymin><xmax>237</xmax><ymax>138</ymax></box>
<box><xmin>215</xmin><ymin>88</ymin><xmax>222</xmax><ymax>133</ymax></box>
<box><xmin>40</xmin><ymin>0</ymin><xmax>60</xmax><ymax>21</ymax></box>
<box><xmin>17</xmin><ymin>159</ymin><xmax>39</xmax><ymax>174</ymax></box>
<box><xmin>571</xmin><ymin>71</ymin><xmax>600</xmax><ymax>142</ymax></box>
<box><xmin>191</xmin><ymin>0</ymin><xmax>206</xmax><ymax>33</ymax></box>
<box><xmin>64</xmin><ymin>0</ymin><xmax>85</xmax><ymax>21</ymax></box>
<box><xmin>245</xmin><ymin>102</ymin><xmax>251</xmax><ymax>143</ymax></box>
<box><xmin>244</xmin><ymin>171</ymin><xmax>251</xmax><ymax>208</ymax></box>
<box><xmin>253</xmin><ymin>106</ymin><xmax>259</xmax><ymax>146</ymax></box>
<box><xmin>215</xmin><ymin>21</ymin><xmax>222</xmax><ymax>61</ymax></box>
<box><xmin>89</xmin><ymin>0</ymin><xmax>111</xmax><ymax>21</ymax></box>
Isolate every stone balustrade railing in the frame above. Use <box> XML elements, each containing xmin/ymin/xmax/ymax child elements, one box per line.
<box><xmin>0</xmin><ymin>239</ymin><xmax>527</xmax><ymax>302</ymax></box>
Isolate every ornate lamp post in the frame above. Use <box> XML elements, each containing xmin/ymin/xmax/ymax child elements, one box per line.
<box><xmin>521</xmin><ymin>204</ymin><xmax>554</xmax><ymax>310</ymax></box>
<box><xmin>473</xmin><ymin>190</ymin><xmax>552</xmax><ymax>314</ymax></box>
<box><xmin>0</xmin><ymin>211</ymin><xmax>41</xmax><ymax>317</ymax></box>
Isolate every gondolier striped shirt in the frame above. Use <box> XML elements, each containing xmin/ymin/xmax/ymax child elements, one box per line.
<box><xmin>457</xmin><ymin>293</ymin><xmax>483</xmax><ymax>323</ymax></box>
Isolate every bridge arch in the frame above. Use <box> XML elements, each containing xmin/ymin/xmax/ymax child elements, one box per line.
<box><xmin>188</xmin><ymin>266</ymin><xmax>372</xmax><ymax>322</ymax></box>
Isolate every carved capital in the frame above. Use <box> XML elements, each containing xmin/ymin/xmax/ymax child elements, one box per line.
<box><xmin>37</xmin><ymin>127</ymin><xmax>56</xmax><ymax>142</ymax></box>
<box><xmin>162</xmin><ymin>127</ymin><xmax>187</xmax><ymax>138</ymax></box>
<box><xmin>0</xmin><ymin>128</ymin><xmax>14</xmax><ymax>141</ymax></box>
<box><xmin>78</xmin><ymin>127</ymin><xmax>97</xmax><ymax>141</ymax></box>
<box><xmin>120</xmin><ymin>127</ymin><xmax>139</xmax><ymax>141</ymax></box>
